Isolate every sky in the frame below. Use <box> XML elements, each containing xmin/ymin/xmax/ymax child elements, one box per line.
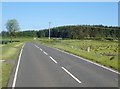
<box><xmin>2</xmin><ymin>2</ymin><xmax>118</xmax><ymax>32</ymax></box>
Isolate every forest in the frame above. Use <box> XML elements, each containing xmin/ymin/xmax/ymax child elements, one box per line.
<box><xmin>1</xmin><ymin>25</ymin><xmax>120</xmax><ymax>40</ymax></box>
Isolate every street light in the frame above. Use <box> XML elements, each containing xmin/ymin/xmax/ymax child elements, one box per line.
<box><xmin>49</xmin><ymin>22</ymin><xmax>51</xmax><ymax>39</ymax></box>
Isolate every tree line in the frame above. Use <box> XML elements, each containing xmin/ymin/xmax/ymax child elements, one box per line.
<box><xmin>1</xmin><ymin>25</ymin><xmax>119</xmax><ymax>40</ymax></box>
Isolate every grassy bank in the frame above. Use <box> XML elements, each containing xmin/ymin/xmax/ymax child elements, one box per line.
<box><xmin>35</xmin><ymin>38</ymin><xmax>119</xmax><ymax>72</ymax></box>
<box><xmin>1</xmin><ymin>42</ymin><xmax>23</xmax><ymax>87</ymax></box>
<box><xmin>1</xmin><ymin>37</ymin><xmax>35</xmax><ymax>87</ymax></box>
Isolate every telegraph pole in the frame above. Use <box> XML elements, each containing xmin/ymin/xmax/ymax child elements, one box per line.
<box><xmin>49</xmin><ymin>22</ymin><xmax>51</xmax><ymax>39</ymax></box>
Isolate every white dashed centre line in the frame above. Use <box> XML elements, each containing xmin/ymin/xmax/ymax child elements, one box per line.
<box><xmin>43</xmin><ymin>51</ymin><xmax>48</xmax><ymax>55</ymax></box>
<box><xmin>35</xmin><ymin>45</ymin><xmax>39</xmax><ymax>49</ymax></box>
<box><xmin>39</xmin><ymin>48</ymin><xmax>43</xmax><ymax>51</ymax></box>
<box><xmin>49</xmin><ymin>56</ymin><xmax>58</xmax><ymax>64</ymax></box>
<box><xmin>34</xmin><ymin>44</ymin><xmax>82</xmax><ymax>84</ymax></box>
<box><xmin>61</xmin><ymin>67</ymin><xmax>82</xmax><ymax>84</ymax></box>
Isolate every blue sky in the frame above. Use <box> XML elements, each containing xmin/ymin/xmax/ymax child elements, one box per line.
<box><xmin>2</xmin><ymin>2</ymin><xmax>118</xmax><ymax>32</ymax></box>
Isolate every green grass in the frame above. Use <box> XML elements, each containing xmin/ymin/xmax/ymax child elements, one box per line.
<box><xmin>2</xmin><ymin>37</ymin><xmax>35</xmax><ymax>43</ymax></box>
<box><xmin>1</xmin><ymin>42</ymin><xmax>23</xmax><ymax>87</ymax></box>
<box><xmin>35</xmin><ymin>38</ymin><xmax>119</xmax><ymax>72</ymax></box>
<box><xmin>1</xmin><ymin>42</ymin><xmax>23</xmax><ymax>60</ymax></box>
<box><xmin>1</xmin><ymin>37</ymin><xmax>35</xmax><ymax>87</ymax></box>
<box><xmin>0</xmin><ymin>63</ymin><xmax>2</xmax><ymax>89</ymax></box>
<box><xmin>1</xmin><ymin>37</ymin><xmax>119</xmax><ymax>87</ymax></box>
<box><xmin>2</xmin><ymin>63</ymin><xmax>13</xmax><ymax>88</ymax></box>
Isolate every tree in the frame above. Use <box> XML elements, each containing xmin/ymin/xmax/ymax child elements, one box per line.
<box><xmin>6</xmin><ymin>19</ymin><xmax>20</xmax><ymax>42</ymax></box>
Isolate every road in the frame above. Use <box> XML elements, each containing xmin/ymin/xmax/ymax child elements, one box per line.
<box><xmin>8</xmin><ymin>43</ymin><xmax>119</xmax><ymax>87</ymax></box>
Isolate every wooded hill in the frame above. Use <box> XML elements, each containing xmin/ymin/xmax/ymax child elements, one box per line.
<box><xmin>1</xmin><ymin>25</ymin><xmax>120</xmax><ymax>40</ymax></box>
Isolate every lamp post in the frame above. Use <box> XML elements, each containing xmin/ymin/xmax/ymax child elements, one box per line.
<box><xmin>49</xmin><ymin>22</ymin><xmax>51</xmax><ymax>39</ymax></box>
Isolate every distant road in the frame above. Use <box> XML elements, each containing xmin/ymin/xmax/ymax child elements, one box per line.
<box><xmin>8</xmin><ymin>43</ymin><xmax>118</xmax><ymax>87</ymax></box>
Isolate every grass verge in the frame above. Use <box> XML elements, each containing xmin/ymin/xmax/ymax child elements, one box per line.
<box><xmin>35</xmin><ymin>38</ymin><xmax>119</xmax><ymax>72</ymax></box>
<box><xmin>1</xmin><ymin>41</ymin><xmax>24</xmax><ymax>87</ymax></box>
<box><xmin>1</xmin><ymin>37</ymin><xmax>40</xmax><ymax>87</ymax></box>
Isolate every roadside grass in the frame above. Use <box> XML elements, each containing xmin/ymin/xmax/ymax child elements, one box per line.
<box><xmin>2</xmin><ymin>63</ymin><xmax>12</xmax><ymax>88</ymax></box>
<box><xmin>0</xmin><ymin>36</ymin><xmax>2</xmax><ymax>88</ymax></box>
<box><xmin>0</xmin><ymin>62</ymin><xmax>2</xmax><ymax>89</ymax></box>
<box><xmin>1</xmin><ymin>37</ymin><xmax>34</xmax><ymax>87</ymax></box>
<box><xmin>1</xmin><ymin>42</ymin><xmax>22</xmax><ymax>60</ymax></box>
<box><xmin>35</xmin><ymin>38</ymin><xmax>119</xmax><ymax>72</ymax></box>
<box><xmin>2</xmin><ymin>37</ymin><xmax>35</xmax><ymax>43</ymax></box>
<box><xmin>1</xmin><ymin>37</ymin><xmax>119</xmax><ymax>87</ymax></box>
<box><xmin>1</xmin><ymin>42</ymin><xmax>23</xmax><ymax>87</ymax></box>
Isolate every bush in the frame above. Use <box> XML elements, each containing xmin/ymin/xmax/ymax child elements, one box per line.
<box><xmin>105</xmin><ymin>37</ymin><xmax>114</xmax><ymax>41</ymax></box>
<box><xmin>0</xmin><ymin>40</ymin><xmax>20</xmax><ymax>44</ymax></box>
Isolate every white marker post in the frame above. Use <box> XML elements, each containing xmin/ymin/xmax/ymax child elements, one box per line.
<box><xmin>49</xmin><ymin>22</ymin><xmax>51</xmax><ymax>39</ymax></box>
<box><xmin>87</xmin><ymin>47</ymin><xmax>90</xmax><ymax>52</ymax></box>
<box><xmin>34</xmin><ymin>38</ymin><xmax>36</xmax><ymax>40</ymax></box>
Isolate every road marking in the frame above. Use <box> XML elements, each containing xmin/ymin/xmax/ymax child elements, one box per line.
<box><xmin>43</xmin><ymin>51</ymin><xmax>48</xmax><ymax>55</ymax></box>
<box><xmin>39</xmin><ymin>48</ymin><xmax>43</xmax><ymax>51</ymax></box>
<box><xmin>34</xmin><ymin>45</ymin><xmax>39</xmax><ymax>49</ymax></box>
<box><xmin>12</xmin><ymin>44</ymin><xmax>25</xmax><ymax>88</ymax></box>
<box><xmin>34</xmin><ymin>44</ymin><xmax>120</xmax><ymax>74</ymax></box>
<box><xmin>34</xmin><ymin>44</ymin><xmax>43</xmax><ymax>51</ymax></box>
<box><xmin>0</xmin><ymin>60</ymin><xmax>5</xmax><ymax>62</ymax></box>
<box><xmin>49</xmin><ymin>56</ymin><xmax>58</xmax><ymax>64</ymax></box>
<box><xmin>61</xmin><ymin>67</ymin><xmax>82</xmax><ymax>84</ymax></box>
<box><xmin>34</xmin><ymin>44</ymin><xmax>57</xmax><ymax>64</ymax></box>
<box><xmin>54</xmin><ymin>48</ymin><xmax>120</xmax><ymax>74</ymax></box>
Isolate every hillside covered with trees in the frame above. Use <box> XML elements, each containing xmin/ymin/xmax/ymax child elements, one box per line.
<box><xmin>1</xmin><ymin>25</ymin><xmax>120</xmax><ymax>40</ymax></box>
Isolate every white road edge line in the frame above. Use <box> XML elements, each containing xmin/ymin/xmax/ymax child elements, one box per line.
<box><xmin>12</xmin><ymin>44</ymin><xmax>25</xmax><ymax>88</ymax></box>
<box><xmin>61</xmin><ymin>67</ymin><xmax>82</xmax><ymax>84</ymax></box>
<box><xmin>54</xmin><ymin>48</ymin><xmax>120</xmax><ymax>74</ymax></box>
<box><xmin>49</xmin><ymin>56</ymin><xmax>58</xmax><ymax>64</ymax></box>
<box><xmin>43</xmin><ymin>51</ymin><xmax>48</xmax><ymax>55</ymax></box>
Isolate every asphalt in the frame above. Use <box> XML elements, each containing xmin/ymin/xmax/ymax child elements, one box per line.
<box><xmin>8</xmin><ymin>43</ymin><xmax>119</xmax><ymax>87</ymax></box>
